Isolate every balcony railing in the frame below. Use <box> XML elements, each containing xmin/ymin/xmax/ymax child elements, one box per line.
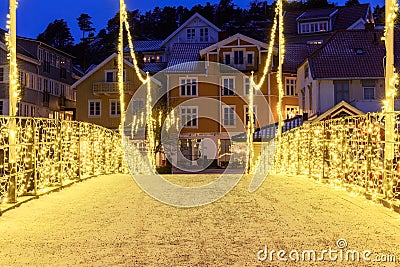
<box><xmin>92</xmin><ymin>82</ymin><xmax>133</xmax><ymax>94</ymax></box>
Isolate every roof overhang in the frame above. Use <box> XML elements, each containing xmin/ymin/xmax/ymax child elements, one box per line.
<box><xmin>312</xmin><ymin>100</ymin><xmax>364</xmax><ymax>123</ymax></box>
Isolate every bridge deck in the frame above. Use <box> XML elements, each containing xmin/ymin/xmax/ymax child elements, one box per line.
<box><xmin>0</xmin><ymin>174</ymin><xmax>399</xmax><ymax>266</ymax></box>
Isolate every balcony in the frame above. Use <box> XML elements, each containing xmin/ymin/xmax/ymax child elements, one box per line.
<box><xmin>92</xmin><ymin>82</ymin><xmax>133</xmax><ymax>94</ymax></box>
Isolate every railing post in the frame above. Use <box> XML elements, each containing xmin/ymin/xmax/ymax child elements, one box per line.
<box><xmin>58</xmin><ymin>119</ymin><xmax>63</xmax><ymax>186</ymax></box>
<box><xmin>7</xmin><ymin>117</ymin><xmax>17</xmax><ymax>203</ymax></box>
<box><xmin>33</xmin><ymin>119</ymin><xmax>37</xmax><ymax>195</ymax></box>
<box><xmin>77</xmin><ymin>122</ymin><xmax>81</xmax><ymax>179</ymax></box>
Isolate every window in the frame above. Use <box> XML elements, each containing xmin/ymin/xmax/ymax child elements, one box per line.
<box><xmin>285</xmin><ymin>105</ymin><xmax>299</xmax><ymax>119</ymax></box>
<box><xmin>105</xmin><ymin>71</ymin><xmax>115</xmax><ymax>82</ymax></box>
<box><xmin>223</xmin><ymin>106</ymin><xmax>235</xmax><ymax>126</ymax></box>
<box><xmin>180</xmin><ymin>106</ymin><xmax>198</xmax><ymax>127</ymax></box>
<box><xmin>110</xmin><ymin>99</ymin><xmax>121</xmax><ymax>116</ymax></box>
<box><xmin>234</xmin><ymin>50</ymin><xmax>244</xmax><ymax>65</ymax></box>
<box><xmin>247</xmin><ymin>52</ymin><xmax>254</xmax><ymax>65</ymax></box>
<box><xmin>180</xmin><ymin>78</ymin><xmax>197</xmax><ymax>96</ymax></box>
<box><xmin>0</xmin><ymin>100</ymin><xmax>3</xmax><ymax>115</ymax></box>
<box><xmin>131</xmin><ymin>99</ymin><xmax>145</xmax><ymax>114</ymax></box>
<box><xmin>60</xmin><ymin>67</ymin><xmax>66</xmax><ymax>79</ymax></box>
<box><xmin>88</xmin><ymin>100</ymin><xmax>101</xmax><ymax>117</ymax></box>
<box><xmin>362</xmin><ymin>80</ymin><xmax>376</xmax><ymax>100</ymax></box>
<box><xmin>245</xmin><ymin>106</ymin><xmax>257</xmax><ymax>126</ymax></box>
<box><xmin>334</xmin><ymin>80</ymin><xmax>349</xmax><ymax>104</ymax></box>
<box><xmin>38</xmin><ymin>77</ymin><xmax>43</xmax><ymax>92</ymax></box>
<box><xmin>299</xmin><ymin>21</ymin><xmax>329</xmax><ymax>34</ymax></box>
<box><xmin>0</xmin><ymin>67</ymin><xmax>3</xmax><ymax>82</ymax></box>
<box><xmin>224</xmin><ymin>53</ymin><xmax>231</xmax><ymax>65</ymax></box>
<box><xmin>285</xmin><ymin>77</ymin><xmax>296</xmax><ymax>96</ymax></box>
<box><xmin>200</xmin><ymin>28</ymin><xmax>209</xmax><ymax>42</ymax></box>
<box><xmin>222</xmin><ymin>77</ymin><xmax>235</xmax><ymax>96</ymax></box>
<box><xmin>244</xmin><ymin>77</ymin><xmax>250</xmax><ymax>95</ymax></box>
<box><xmin>187</xmin><ymin>28</ymin><xmax>195</xmax><ymax>41</ymax></box>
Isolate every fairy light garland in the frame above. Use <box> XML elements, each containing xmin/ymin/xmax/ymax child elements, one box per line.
<box><xmin>276</xmin><ymin>0</ymin><xmax>285</xmax><ymax>141</ymax></box>
<box><xmin>254</xmin><ymin>8</ymin><xmax>279</xmax><ymax>90</ymax></box>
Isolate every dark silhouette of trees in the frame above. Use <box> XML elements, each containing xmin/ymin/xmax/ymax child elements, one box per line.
<box><xmin>37</xmin><ymin>19</ymin><xmax>74</xmax><ymax>50</ymax></box>
<box><xmin>345</xmin><ymin>0</ymin><xmax>360</xmax><ymax>6</ymax></box>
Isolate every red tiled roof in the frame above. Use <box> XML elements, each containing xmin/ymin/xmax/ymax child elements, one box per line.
<box><xmin>283</xmin><ymin>44</ymin><xmax>312</xmax><ymax>73</ymax></box>
<box><xmin>308</xmin><ymin>30</ymin><xmax>400</xmax><ymax>79</ymax></box>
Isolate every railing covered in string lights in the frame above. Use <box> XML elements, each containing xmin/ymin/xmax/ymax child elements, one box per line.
<box><xmin>273</xmin><ymin>112</ymin><xmax>400</xmax><ymax>207</ymax></box>
<box><xmin>0</xmin><ymin>116</ymin><xmax>125</xmax><ymax>204</ymax></box>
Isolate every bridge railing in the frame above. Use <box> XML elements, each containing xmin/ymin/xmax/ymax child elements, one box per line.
<box><xmin>274</xmin><ymin>112</ymin><xmax>400</xmax><ymax>205</ymax></box>
<box><xmin>0</xmin><ymin>116</ymin><xmax>125</xmax><ymax>203</ymax></box>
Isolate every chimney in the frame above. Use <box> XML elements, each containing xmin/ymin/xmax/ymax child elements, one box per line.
<box><xmin>365</xmin><ymin>7</ymin><xmax>375</xmax><ymax>31</ymax></box>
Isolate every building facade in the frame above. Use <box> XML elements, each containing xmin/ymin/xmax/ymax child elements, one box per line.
<box><xmin>0</xmin><ymin>32</ymin><xmax>76</xmax><ymax>119</ymax></box>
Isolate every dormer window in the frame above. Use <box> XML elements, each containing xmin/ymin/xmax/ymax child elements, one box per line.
<box><xmin>299</xmin><ymin>21</ymin><xmax>329</xmax><ymax>34</ymax></box>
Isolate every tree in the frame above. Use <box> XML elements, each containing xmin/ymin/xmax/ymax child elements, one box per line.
<box><xmin>37</xmin><ymin>19</ymin><xmax>74</xmax><ymax>49</ymax></box>
<box><xmin>373</xmin><ymin>5</ymin><xmax>385</xmax><ymax>25</ymax></box>
<box><xmin>345</xmin><ymin>0</ymin><xmax>360</xmax><ymax>6</ymax></box>
<box><xmin>77</xmin><ymin>14</ymin><xmax>95</xmax><ymax>43</ymax></box>
<box><xmin>305</xmin><ymin>0</ymin><xmax>333</xmax><ymax>9</ymax></box>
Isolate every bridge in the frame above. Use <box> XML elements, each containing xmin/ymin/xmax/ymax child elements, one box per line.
<box><xmin>0</xmin><ymin>173</ymin><xmax>399</xmax><ymax>265</ymax></box>
<box><xmin>0</xmin><ymin>113</ymin><xmax>400</xmax><ymax>265</ymax></box>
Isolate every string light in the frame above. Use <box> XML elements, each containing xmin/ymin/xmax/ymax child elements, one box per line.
<box><xmin>0</xmin><ymin>117</ymin><xmax>125</xmax><ymax>203</ymax></box>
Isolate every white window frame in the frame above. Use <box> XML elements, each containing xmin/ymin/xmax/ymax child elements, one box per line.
<box><xmin>222</xmin><ymin>105</ymin><xmax>236</xmax><ymax>127</ymax></box>
<box><xmin>88</xmin><ymin>99</ymin><xmax>101</xmax><ymax>117</ymax></box>
<box><xmin>285</xmin><ymin>77</ymin><xmax>297</xmax><ymax>96</ymax></box>
<box><xmin>179</xmin><ymin>77</ymin><xmax>198</xmax><ymax>96</ymax></box>
<box><xmin>109</xmin><ymin>99</ymin><xmax>121</xmax><ymax>117</ymax></box>
<box><xmin>246</xmin><ymin>51</ymin><xmax>255</xmax><ymax>66</ymax></box>
<box><xmin>363</xmin><ymin>87</ymin><xmax>375</xmax><ymax>100</ymax></box>
<box><xmin>104</xmin><ymin>70</ymin><xmax>126</xmax><ymax>82</ymax></box>
<box><xmin>222</xmin><ymin>76</ymin><xmax>235</xmax><ymax>96</ymax></box>
<box><xmin>244</xmin><ymin>76</ymin><xmax>250</xmax><ymax>95</ymax></box>
<box><xmin>244</xmin><ymin>105</ymin><xmax>257</xmax><ymax>126</ymax></box>
<box><xmin>299</xmin><ymin>21</ymin><xmax>329</xmax><ymax>34</ymax></box>
<box><xmin>180</xmin><ymin>106</ymin><xmax>198</xmax><ymax>128</ymax></box>
<box><xmin>232</xmin><ymin>49</ymin><xmax>245</xmax><ymax>66</ymax></box>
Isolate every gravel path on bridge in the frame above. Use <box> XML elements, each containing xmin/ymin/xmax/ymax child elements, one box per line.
<box><xmin>0</xmin><ymin>174</ymin><xmax>399</xmax><ymax>266</ymax></box>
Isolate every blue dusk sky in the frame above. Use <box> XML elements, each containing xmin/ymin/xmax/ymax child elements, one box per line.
<box><xmin>0</xmin><ymin>0</ymin><xmax>386</xmax><ymax>42</ymax></box>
